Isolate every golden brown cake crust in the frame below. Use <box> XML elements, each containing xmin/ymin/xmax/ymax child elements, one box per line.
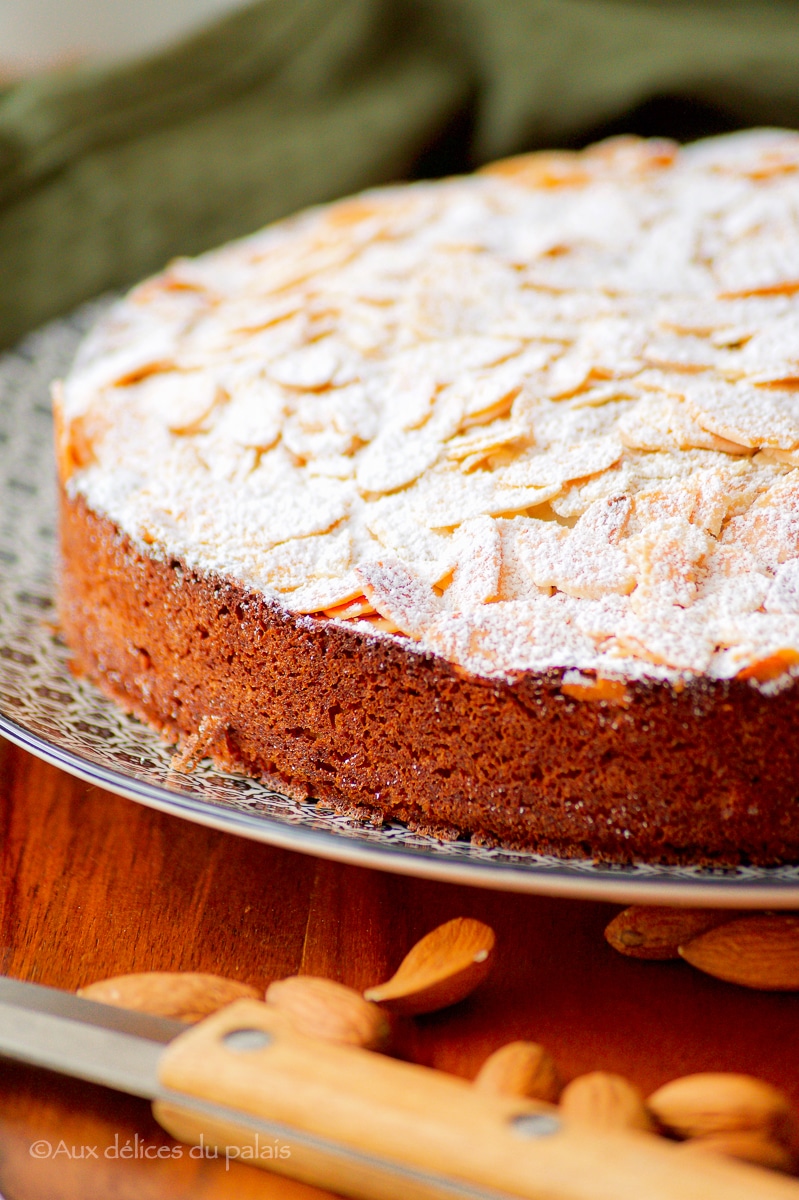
<box><xmin>59</xmin><ymin>491</ymin><xmax>799</xmax><ymax>866</ymax></box>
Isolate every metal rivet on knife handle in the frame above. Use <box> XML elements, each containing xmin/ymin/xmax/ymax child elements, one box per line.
<box><xmin>509</xmin><ymin>1112</ymin><xmax>562</xmax><ymax>1139</ymax></box>
<box><xmin>222</xmin><ymin>1028</ymin><xmax>274</xmax><ymax>1053</ymax></box>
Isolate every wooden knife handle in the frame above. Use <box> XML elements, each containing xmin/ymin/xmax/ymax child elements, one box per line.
<box><xmin>153</xmin><ymin>1000</ymin><xmax>799</xmax><ymax>1200</ymax></box>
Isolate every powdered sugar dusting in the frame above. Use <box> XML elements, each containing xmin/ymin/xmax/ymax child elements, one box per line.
<box><xmin>58</xmin><ymin>130</ymin><xmax>799</xmax><ymax>684</ymax></box>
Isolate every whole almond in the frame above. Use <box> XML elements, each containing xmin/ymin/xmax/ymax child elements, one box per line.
<box><xmin>678</xmin><ymin>915</ymin><xmax>799</xmax><ymax>990</ymax></box>
<box><xmin>604</xmin><ymin>906</ymin><xmax>736</xmax><ymax>960</ymax></box>
<box><xmin>648</xmin><ymin>1074</ymin><xmax>799</xmax><ymax>1151</ymax></box>
<box><xmin>266</xmin><ymin>976</ymin><xmax>391</xmax><ymax>1051</ymax></box>
<box><xmin>679</xmin><ymin>1131</ymin><xmax>796</xmax><ymax>1175</ymax></box>
<box><xmin>78</xmin><ymin>972</ymin><xmax>259</xmax><ymax>1023</ymax></box>
<box><xmin>364</xmin><ymin>918</ymin><xmax>495</xmax><ymax>1015</ymax></box>
<box><xmin>474</xmin><ymin>1042</ymin><xmax>561</xmax><ymax>1103</ymax></box>
<box><xmin>560</xmin><ymin>1072</ymin><xmax>655</xmax><ymax>1132</ymax></box>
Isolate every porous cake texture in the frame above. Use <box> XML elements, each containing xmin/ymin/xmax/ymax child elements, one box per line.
<box><xmin>55</xmin><ymin>131</ymin><xmax>799</xmax><ymax>863</ymax></box>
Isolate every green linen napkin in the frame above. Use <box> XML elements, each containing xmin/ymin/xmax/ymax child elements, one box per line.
<box><xmin>2</xmin><ymin>0</ymin><xmax>799</xmax><ymax>348</ymax></box>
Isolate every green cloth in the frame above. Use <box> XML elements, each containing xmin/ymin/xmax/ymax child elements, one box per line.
<box><xmin>3</xmin><ymin>0</ymin><xmax>799</xmax><ymax>347</ymax></box>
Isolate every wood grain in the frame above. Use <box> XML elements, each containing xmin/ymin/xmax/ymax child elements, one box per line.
<box><xmin>1</xmin><ymin>735</ymin><xmax>798</xmax><ymax>1197</ymax></box>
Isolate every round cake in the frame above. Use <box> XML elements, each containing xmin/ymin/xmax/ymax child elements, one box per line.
<box><xmin>54</xmin><ymin>130</ymin><xmax>799</xmax><ymax>865</ymax></box>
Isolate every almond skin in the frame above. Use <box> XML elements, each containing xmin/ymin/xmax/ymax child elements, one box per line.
<box><xmin>679</xmin><ymin>1131</ymin><xmax>796</xmax><ymax>1175</ymax></box>
<box><xmin>266</xmin><ymin>976</ymin><xmax>391</xmax><ymax>1051</ymax></box>
<box><xmin>678</xmin><ymin>915</ymin><xmax>799</xmax><ymax>990</ymax></box>
<box><xmin>560</xmin><ymin>1072</ymin><xmax>655</xmax><ymax>1132</ymax></box>
<box><xmin>364</xmin><ymin>918</ymin><xmax>495</xmax><ymax>1015</ymax></box>
<box><xmin>474</xmin><ymin>1042</ymin><xmax>561</xmax><ymax>1103</ymax></box>
<box><xmin>604</xmin><ymin>906</ymin><xmax>735</xmax><ymax>960</ymax></box>
<box><xmin>78</xmin><ymin>972</ymin><xmax>260</xmax><ymax>1023</ymax></box>
<box><xmin>648</xmin><ymin>1074</ymin><xmax>799</xmax><ymax>1151</ymax></box>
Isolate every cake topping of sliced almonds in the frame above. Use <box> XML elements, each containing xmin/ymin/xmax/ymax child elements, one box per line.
<box><xmin>56</xmin><ymin>129</ymin><xmax>799</xmax><ymax>685</ymax></box>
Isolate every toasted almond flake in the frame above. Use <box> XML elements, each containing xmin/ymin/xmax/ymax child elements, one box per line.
<box><xmin>260</xmin><ymin>529</ymin><xmax>354</xmax><ymax>591</ymax></box>
<box><xmin>284</xmin><ymin>574</ymin><xmax>366</xmax><ymax>614</ymax></box>
<box><xmin>365</xmin><ymin>499</ymin><xmax>453</xmax><ymax>576</ymax></box>
<box><xmin>627</xmin><ymin>516</ymin><xmax>714</xmax><ymax>613</ymax></box>
<box><xmin>643</xmin><ymin>335</ymin><xmax>722</xmax><ymax>374</ymax></box>
<box><xmin>560</xmin><ymin>673</ymin><xmax>631</xmax><ymax>706</ymax></box>
<box><xmin>267</xmin><ymin>340</ymin><xmax>344</xmax><ymax>390</ymax></box>
<box><xmin>461</xmin><ymin>374</ymin><xmax>525</xmax><ymax>426</ymax></box>
<box><xmin>721</xmin><ymin>279</ymin><xmax>799</xmax><ymax>299</ymax></box>
<box><xmin>446</xmin><ymin>516</ymin><xmax>502</xmax><ymax>608</ymax></box>
<box><xmin>480</xmin><ymin>149</ymin><xmax>592</xmax><ymax>189</ymax></box>
<box><xmin>412</xmin><ymin>464</ymin><xmax>561</xmax><ymax>529</ymax></box>
<box><xmin>736</xmin><ymin>649</ymin><xmax>799</xmax><ymax>683</ymax></box>
<box><xmin>424</xmin><ymin>596</ymin><xmax>598</xmax><ymax>679</ymax></box>
<box><xmin>355</xmin><ymin>426</ymin><xmax>442</xmax><ymax>495</ymax></box>
<box><xmin>610</xmin><ymin>607</ymin><xmax>717</xmax><ymax>673</ymax></box>
<box><xmin>446</xmin><ymin>419</ymin><xmax>530</xmax><ymax>462</ymax></box>
<box><xmin>756</xmin><ymin>446</ymin><xmax>799</xmax><ymax>468</ymax></box>
<box><xmin>355</xmin><ymin>558</ymin><xmax>441</xmax><ymax>638</ymax></box>
<box><xmin>689</xmin><ymin>472</ymin><xmax>738</xmax><ymax>536</ymax></box>
<box><xmin>210</xmin><ymin>382</ymin><xmax>285</xmax><ymax>451</ymax></box>
<box><xmin>569</xmin><ymin>381</ymin><xmax>641</xmax><ymax>408</ymax></box>
<box><xmin>395</xmin><ymin>375</ymin><xmax>438</xmax><ymax>431</ymax></box>
<box><xmin>323</xmin><ymin>596</ymin><xmax>376</xmax><ymax>620</ymax></box>
<box><xmin>57</xmin><ymin>407</ymin><xmax>110</xmax><ymax>480</ymax></box>
<box><xmin>357</xmin><ymin>613</ymin><xmax>402</xmax><ymax>634</ymax></box>
<box><xmin>494</xmin><ymin>517</ymin><xmax>548</xmax><ymax>601</ymax></box>
<box><xmin>517</xmin><ymin>496</ymin><xmax>635</xmax><ymax>600</ymax></box>
<box><xmin>685</xmin><ymin>381</ymin><xmax>799</xmax><ymax>451</ymax></box>
<box><xmin>618</xmin><ymin>394</ymin><xmax>751</xmax><ymax>455</ymax></box>
<box><xmin>695</xmin><ymin>544</ymin><xmax>771</xmax><ymax>619</ymax></box>
<box><xmin>500</xmin><ymin>436</ymin><xmax>623</xmax><ymax>490</ymax></box>
<box><xmin>721</xmin><ymin>478</ymin><xmax>799</xmax><ymax>571</ymax></box>
<box><xmin>712</xmin><ymin>611</ymin><xmax>799</xmax><ymax>678</ymax></box>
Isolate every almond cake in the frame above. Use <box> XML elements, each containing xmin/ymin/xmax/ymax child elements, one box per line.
<box><xmin>54</xmin><ymin>130</ymin><xmax>799</xmax><ymax>864</ymax></box>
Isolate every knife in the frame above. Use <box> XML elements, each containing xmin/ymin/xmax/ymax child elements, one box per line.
<box><xmin>0</xmin><ymin>975</ymin><xmax>797</xmax><ymax>1200</ymax></box>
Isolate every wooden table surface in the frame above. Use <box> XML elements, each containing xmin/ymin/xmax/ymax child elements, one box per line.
<box><xmin>1</xmin><ymin>734</ymin><xmax>798</xmax><ymax>1199</ymax></box>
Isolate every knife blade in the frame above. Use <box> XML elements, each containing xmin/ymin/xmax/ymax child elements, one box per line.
<box><xmin>0</xmin><ymin>976</ymin><xmax>797</xmax><ymax>1200</ymax></box>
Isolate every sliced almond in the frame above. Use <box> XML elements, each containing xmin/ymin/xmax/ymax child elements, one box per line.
<box><xmin>679</xmin><ymin>1130</ymin><xmax>796</xmax><ymax>1174</ymax></box>
<box><xmin>77</xmin><ymin>972</ymin><xmax>259</xmax><ymax>1023</ymax></box>
<box><xmin>604</xmin><ymin>906</ymin><xmax>737</xmax><ymax>960</ymax></box>
<box><xmin>364</xmin><ymin>917</ymin><xmax>495</xmax><ymax>1015</ymax></box>
<box><xmin>648</xmin><ymin>1074</ymin><xmax>799</xmax><ymax>1151</ymax></box>
<box><xmin>474</xmin><ymin>1042</ymin><xmax>561</xmax><ymax>1103</ymax></box>
<box><xmin>322</xmin><ymin>595</ymin><xmax>375</xmax><ymax>620</ymax></box>
<box><xmin>560</xmin><ymin>675</ymin><xmax>631</xmax><ymax>707</ymax></box>
<box><xmin>447</xmin><ymin>516</ymin><xmax>502</xmax><ymax>607</ymax></box>
<box><xmin>266</xmin><ymin>976</ymin><xmax>391</xmax><ymax>1051</ymax></box>
<box><xmin>481</xmin><ymin>150</ymin><xmax>592</xmax><ymax>189</ymax></box>
<box><xmin>354</xmin><ymin>558</ymin><xmax>441</xmax><ymax>639</ymax></box>
<box><xmin>736</xmin><ymin>650</ymin><xmax>799</xmax><ymax>683</ymax></box>
<box><xmin>560</xmin><ymin>1072</ymin><xmax>655</xmax><ymax>1132</ymax></box>
<box><xmin>678</xmin><ymin>915</ymin><xmax>799</xmax><ymax>990</ymax></box>
<box><xmin>357</xmin><ymin>613</ymin><xmax>402</xmax><ymax>634</ymax></box>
